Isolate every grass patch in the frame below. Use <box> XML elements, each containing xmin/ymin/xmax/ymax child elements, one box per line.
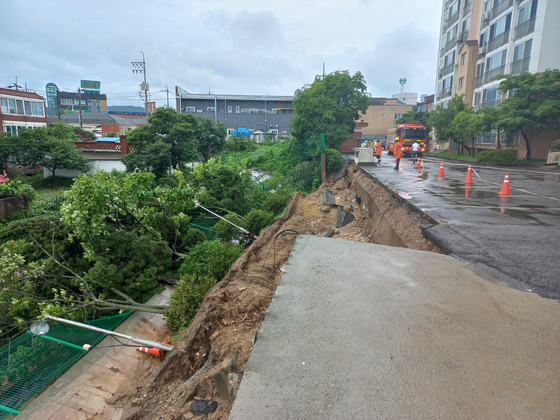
<box><xmin>435</xmin><ymin>152</ymin><xmax>478</xmax><ymax>162</ymax></box>
<box><xmin>17</xmin><ymin>174</ymin><xmax>76</xmax><ymax>189</ymax></box>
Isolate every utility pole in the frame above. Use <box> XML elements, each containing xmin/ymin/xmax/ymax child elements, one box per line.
<box><xmin>78</xmin><ymin>88</ymin><xmax>83</xmax><ymax>128</ymax></box>
<box><xmin>131</xmin><ymin>52</ymin><xmax>149</xmax><ymax>117</ymax></box>
<box><xmin>165</xmin><ymin>84</ymin><xmax>169</xmax><ymax>108</ymax></box>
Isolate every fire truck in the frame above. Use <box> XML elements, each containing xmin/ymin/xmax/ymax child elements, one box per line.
<box><xmin>387</xmin><ymin>124</ymin><xmax>427</xmax><ymax>157</ymax></box>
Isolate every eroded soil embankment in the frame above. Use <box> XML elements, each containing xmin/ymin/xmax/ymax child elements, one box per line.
<box><xmin>124</xmin><ymin>164</ymin><xmax>443</xmax><ymax>420</ymax></box>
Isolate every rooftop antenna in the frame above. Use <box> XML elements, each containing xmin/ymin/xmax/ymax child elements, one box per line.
<box><xmin>399</xmin><ymin>78</ymin><xmax>407</xmax><ymax>93</ymax></box>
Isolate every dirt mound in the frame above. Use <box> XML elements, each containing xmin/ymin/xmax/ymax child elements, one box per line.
<box><xmin>122</xmin><ymin>166</ymin><xmax>441</xmax><ymax>419</ymax></box>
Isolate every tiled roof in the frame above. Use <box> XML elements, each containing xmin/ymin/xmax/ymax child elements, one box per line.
<box><xmin>0</xmin><ymin>88</ymin><xmax>45</xmax><ymax>100</ymax></box>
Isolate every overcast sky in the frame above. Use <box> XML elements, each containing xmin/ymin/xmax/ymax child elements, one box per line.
<box><xmin>0</xmin><ymin>0</ymin><xmax>442</xmax><ymax>108</ymax></box>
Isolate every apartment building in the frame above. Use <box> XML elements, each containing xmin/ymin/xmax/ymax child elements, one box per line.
<box><xmin>435</xmin><ymin>0</ymin><xmax>560</xmax><ymax>155</ymax></box>
<box><xmin>175</xmin><ymin>86</ymin><xmax>295</xmax><ymax>135</ymax></box>
<box><xmin>0</xmin><ymin>88</ymin><xmax>47</xmax><ymax>135</ymax></box>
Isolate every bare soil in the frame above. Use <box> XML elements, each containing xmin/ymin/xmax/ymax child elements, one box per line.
<box><xmin>121</xmin><ymin>165</ymin><xmax>441</xmax><ymax>420</ymax></box>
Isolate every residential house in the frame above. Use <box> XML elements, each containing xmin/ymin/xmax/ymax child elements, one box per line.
<box><xmin>0</xmin><ymin>88</ymin><xmax>47</xmax><ymax>135</ymax></box>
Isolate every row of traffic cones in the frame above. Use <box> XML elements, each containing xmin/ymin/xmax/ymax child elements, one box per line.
<box><xmin>136</xmin><ymin>339</ymin><xmax>171</xmax><ymax>361</ymax></box>
<box><xmin>432</xmin><ymin>162</ymin><xmax>512</xmax><ymax>195</ymax></box>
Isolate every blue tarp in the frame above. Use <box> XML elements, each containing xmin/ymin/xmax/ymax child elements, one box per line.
<box><xmin>96</xmin><ymin>137</ymin><xmax>119</xmax><ymax>142</ymax></box>
<box><xmin>232</xmin><ymin>127</ymin><xmax>252</xmax><ymax>137</ymax></box>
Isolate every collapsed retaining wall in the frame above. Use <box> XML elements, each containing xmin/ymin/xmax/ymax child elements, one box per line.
<box><xmin>346</xmin><ymin>164</ymin><xmax>444</xmax><ymax>253</ymax></box>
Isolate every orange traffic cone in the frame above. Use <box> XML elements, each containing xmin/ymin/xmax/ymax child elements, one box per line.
<box><xmin>498</xmin><ymin>173</ymin><xmax>512</xmax><ymax>195</ymax></box>
<box><xmin>137</xmin><ymin>346</ymin><xmax>164</xmax><ymax>360</ymax></box>
<box><xmin>465</xmin><ymin>166</ymin><xmax>473</xmax><ymax>184</ymax></box>
<box><xmin>437</xmin><ymin>162</ymin><xmax>445</xmax><ymax>177</ymax></box>
<box><xmin>416</xmin><ymin>159</ymin><xmax>422</xmax><ymax>170</ymax></box>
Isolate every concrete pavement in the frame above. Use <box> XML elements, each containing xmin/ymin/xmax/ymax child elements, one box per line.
<box><xmin>229</xmin><ymin>235</ymin><xmax>560</xmax><ymax>419</ymax></box>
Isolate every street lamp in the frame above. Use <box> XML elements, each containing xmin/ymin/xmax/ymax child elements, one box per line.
<box><xmin>30</xmin><ymin>314</ymin><xmax>173</xmax><ymax>352</ymax></box>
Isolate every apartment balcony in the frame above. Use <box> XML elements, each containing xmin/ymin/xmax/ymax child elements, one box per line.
<box><xmin>515</xmin><ymin>16</ymin><xmax>536</xmax><ymax>40</ymax></box>
<box><xmin>491</xmin><ymin>0</ymin><xmax>513</xmax><ymax>20</ymax></box>
<box><xmin>511</xmin><ymin>56</ymin><xmax>530</xmax><ymax>75</ymax></box>
<box><xmin>475</xmin><ymin>75</ymin><xmax>483</xmax><ymax>88</ymax></box>
<box><xmin>444</xmin><ymin>39</ymin><xmax>457</xmax><ymax>53</ymax></box>
<box><xmin>487</xmin><ymin>30</ymin><xmax>510</xmax><ymax>53</ymax></box>
<box><xmin>479</xmin><ymin>99</ymin><xmax>501</xmax><ymax>109</ymax></box>
<box><xmin>463</xmin><ymin>1</ymin><xmax>472</xmax><ymax>15</ymax></box>
<box><xmin>442</xmin><ymin>63</ymin><xmax>455</xmax><ymax>77</ymax></box>
<box><xmin>484</xmin><ymin>65</ymin><xmax>506</xmax><ymax>83</ymax></box>
<box><xmin>442</xmin><ymin>87</ymin><xmax>453</xmax><ymax>98</ymax></box>
<box><xmin>448</xmin><ymin>11</ymin><xmax>460</xmax><ymax>26</ymax></box>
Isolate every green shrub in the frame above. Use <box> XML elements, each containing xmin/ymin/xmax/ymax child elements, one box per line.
<box><xmin>324</xmin><ymin>148</ymin><xmax>342</xmax><ymax>171</ymax></box>
<box><xmin>165</xmin><ymin>274</ymin><xmax>216</xmax><ymax>330</ymax></box>
<box><xmin>179</xmin><ymin>240</ymin><xmax>243</xmax><ymax>280</ymax></box>
<box><xmin>0</xmin><ymin>180</ymin><xmax>36</xmax><ymax>202</ymax></box>
<box><xmin>215</xmin><ymin>213</ymin><xmax>245</xmax><ymax>242</ymax></box>
<box><xmin>552</xmin><ymin>139</ymin><xmax>560</xmax><ymax>150</ymax></box>
<box><xmin>262</xmin><ymin>187</ymin><xmax>293</xmax><ymax>216</ymax></box>
<box><xmin>288</xmin><ymin>161</ymin><xmax>317</xmax><ymax>192</ymax></box>
<box><xmin>476</xmin><ymin>150</ymin><xmax>519</xmax><ymax>166</ymax></box>
<box><xmin>243</xmin><ymin>209</ymin><xmax>275</xmax><ymax>235</ymax></box>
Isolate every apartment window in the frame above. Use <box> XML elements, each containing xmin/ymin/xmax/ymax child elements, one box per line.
<box><xmin>483</xmin><ymin>1</ymin><xmax>490</xmax><ymax>12</ymax></box>
<box><xmin>393</xmin><ymin>113</ymin><xmax>402</xmax><ymax>120</ymax></box>
<box><xmin>228</xmin><ymin>105</ymin><xmax>232</xmax><ymax>113</ymax></box>
<box><xmin>480</xmin><ymin>31</ymin><xmax>488</xmax><ymax>46</ymax></box>
<box><xmin>450</xmin><ymin>1</ymin><xmax>459</xmax><ymax>16</ymax></box>
<box><xmin>445</xmin><ymin>51</ymin><xmax>455</xmax><ymax>66</ymax></box>
<box><xmin>513</xmin><ymin>39</ymin><xmax>532</xmax><ymax>62</ymax></box>
<box><xmin>462</xmin><ymin>16</ymin><xmax>471</xmax><ymax>33</ymax></box>
<box><xmin>476</xmin><ymin>62</ymin><xmax>485</xmax><ymax>77</ymax></box>
<box><xmin>447</xmin><ymin>25</ymin><xmax>458</xmax><ymax>42</ymax></box>
<box><xmin>461</xmin><ymin>53</ymin><xmax>467</xmax><ymax>66</ymax></box>
<box><xmin>30</xmin><ymin>101</ymin><xmax>37</xmax><ymax>115</ymax></box>
<box><xmin>487</xmin><ymin>49</ymin><xmax>507</xmax><ymax>71</ymax></box>
<box><xmin>443</xmin><ymin>75</ymin><xmax>453</xmax><ymax>90</ymax></box>
<box><xmin>24</xmin><ymin>101</ymin><xmax>31</xmax><ymax>115</ymax></box>
<box><xmin>8</xmin><ymin>99</ymin><xmax>16</xmax><ymax>114</ymax></box>
<box><xmin>485</xmin><ymin>86</ymin><xmax>498</xmax><ymax>103</ymax></box>
<box><xmin>207</xmin><ymin>107</ymin><xmax>215</xmax><ymax>112</ymax></box>
<box><xmin>96</xmin><ymin>104</ymin><xmax>101</xmax><ymax>112</ymax></box>
<box><xmin>0</xmin><ymin>98</ymin><xmax>7</xmax><ymax>113</ymax></box>
<box><xmin>518</xmin><ymin>0</ymin><xmax>537</xmax><ymax>25</ymax></box>
<box><xmin>185</xmin><ymin>106</ymin><xmax>195</xmax><ymax>112</ymax></box>
<box><xmin>438</xmin><ymin>81</ymin><xmax>443</xmax><ymax>92</ymax></box>
<box><xmin>441</xmin><ymin>35</ymin><xmax>446</xmax><ymax>49</ymax></box>
<box><xmin>489</xmin><ymin>13</ymin><xmax>511</xmax><ymax>40</ymax></box>
<box><xmin>236</xmin><ymin>106</ymin><xmax>240</xmax><ymax>113</ymax></box>
<box><xmin>474</xmin><ymin>91</ymin><xmax>481</xmax><ymax>105</ymax></box>
<box><xmin>459</xmin><ymin>77</ymin><xmax>465</xmax><ymax>90</ymax></box>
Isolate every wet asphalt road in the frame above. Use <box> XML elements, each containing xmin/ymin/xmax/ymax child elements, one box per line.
<box><xmin>360</xmin><ymin>153</ymin><xmax>560</xmax><ymax>300</ymax></box>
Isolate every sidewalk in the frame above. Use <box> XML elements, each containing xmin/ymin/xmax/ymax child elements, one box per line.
<box><xmin>229</xmin><ymin>235</ymin><xmax>560</xmax><ymax>419</ymax></box>
<box><xmin>17</xmin><ymin>289</ymin><xmax>172</xmax><ymax>420</ymax></box>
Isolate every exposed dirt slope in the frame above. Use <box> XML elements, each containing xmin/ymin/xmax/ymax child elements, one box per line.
<box><xmin>122</xmin><ymin>165</ymin><xmax>442</xmax><ymax>420</ymax></box>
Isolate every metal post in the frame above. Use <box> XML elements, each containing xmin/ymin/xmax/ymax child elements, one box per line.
<box><xmin>165</xmin><ymin>84</ymin><xmax>169</xmax><ymax>108</ymax></box>
<box><xmin>78</xmin><ymin>88</ymin><xmax>82</xmax><ymax>128</ymax></box>
<box><xmin>141</xmin><ymin>52</ymin><xmax>148</xmax><ymax>117</ymax></box>
<box><xmin>25</xmin><ymin>330</ymin><xmax>88</xmax><ymax>352</ymax></box>
<box><xmin>42</xmin><ymin>314</ymin><xmax>173</xmax><ymax>352</ymax></box>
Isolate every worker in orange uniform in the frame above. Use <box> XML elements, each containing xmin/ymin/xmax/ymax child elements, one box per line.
<box><xmin>375</xmin><ymin>140</ymin><xmax>383</xmax><ymax>163</ymax></box>
<box><xmin>394</xmin><ymin>139</ymin><xmax>403</xmax><ymax>170</ymax></box>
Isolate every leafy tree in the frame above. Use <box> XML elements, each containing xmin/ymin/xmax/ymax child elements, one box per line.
<box><xmin>451</xmin><ymin>109</ymin><xmax>487</xmax><ymax>155</ymax></box>
<box><xmin>428</xmin><ymin>95</ymin><xmax>471</xmax><ymax>154</ymax></box>
<box><xmin>16</xmin><ymin>123</ymin><xmax>91</xmax><ymax>185</ymax></box>
<box><xmin>291</xmin><ymin>71</ymin><xmax>370</xmax><ymax>148</ymax></box>
<box><xmin>396</xmin><ymin>110</ymin><xmax>431</xmax><ymax>126</ymax></box>
<box><xmin>60</xmin><ymin>170</ymin><xmax>195</xmax><ymax>258</ymax></box>
<box><xmin>179</xmin><ymin>240</ymin><xmax>244</xmax><ymax>280</ymax></box>
<box><xmin>122</xmin><ymin>108</ymin><xmax>226</xmax><ymax>175</ymax></box>
<box><xmin>493</xmin><ymin>69</ymin><xmax>560</xmax><ymax>160</ymax></box>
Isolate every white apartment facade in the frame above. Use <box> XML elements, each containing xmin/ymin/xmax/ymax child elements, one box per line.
<box><xmin>434</xmin><ymin>0</ymin><xmax>560</xmax><ymax>153</ymax></box>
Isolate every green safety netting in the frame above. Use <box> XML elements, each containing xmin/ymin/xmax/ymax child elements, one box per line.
<box><xmin>0</xmin><ymin>311</ymin><xmax>132</xmax><ymax>418</ymax></box>
<box><xmin>190</xmin><ymin>222</ymin><xmax>218</xmax><ymax>241</ymax></box>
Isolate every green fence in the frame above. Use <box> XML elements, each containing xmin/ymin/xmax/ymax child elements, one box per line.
<box><xmin>0</xmin><ymin>311</ymin><xmax>132</xmax><ymax>418</ymax></box>
<box><xmin>190</xmin><ymin>222</ymin><xmax>218</xmax><ymax>241</ymax></box>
